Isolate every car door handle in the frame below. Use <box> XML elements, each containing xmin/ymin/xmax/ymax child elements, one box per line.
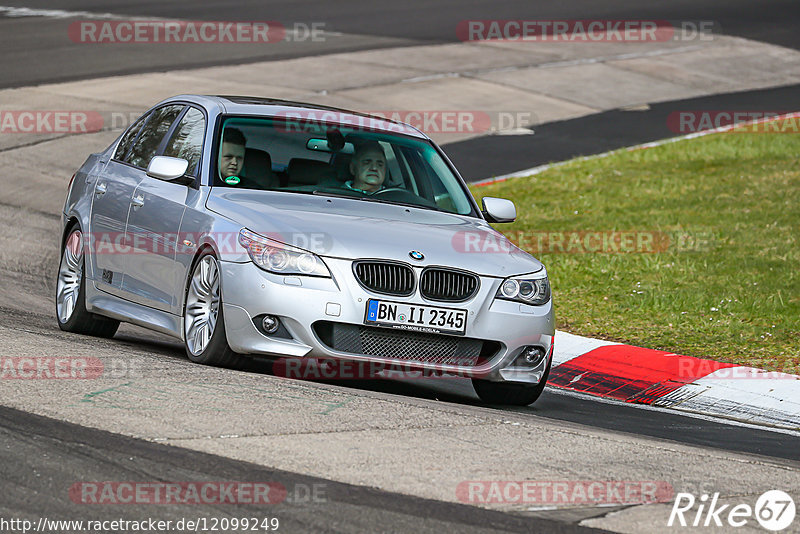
<box><xmin>94</xmin><ymin>182</ymin><xmax>107</xmax><ymax>195</ymax></box>
<box><xmin>131</xmin><ymin>195</ymin><xmax>145</xmax><ymax>208</ymax></box>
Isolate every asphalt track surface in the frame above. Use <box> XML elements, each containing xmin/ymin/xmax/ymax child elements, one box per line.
<box><xmin>9</xmin><ymin>0</ymin><xmax>800</xmax><ymax>49</ymax></box>
<box><xmin>350</xmin><ymin>377</ymin><xmax>800</xmax><ymax>463</ymax></box>
<box><xmin>446</xmin><ymin>83</ymin><xmax>800</xmax><ymax>181</ymax></box>
<box><xmin>1</xmin><ymin>268</ymin><xmax>798</xmax><ymax>530</ymax></box>
<box><xmin>2</xmin><ymin>1</ymin><xmax>798</xmax><ymax>179</ymax></box>
<box><xmin>3</xmin><ymin>288</ymin><xmax>800</xmax><ymax>463</ymax></box>
<box><xmin>1</xmin><ymin>0</ymin><xmax>799</xmax><ymax>89</ymax></box>
<box><xmin>2</xmin><ymin>1</ymin><xmax>800</xmax><ymax>532</ymax></box>
<box><xmin>0</xmin><ymin>405</ymin><xmax>605</xmax><ymax>534</ymax></box>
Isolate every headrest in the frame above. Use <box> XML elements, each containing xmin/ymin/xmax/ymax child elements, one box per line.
<box><xmin>243</xmin><ymin>148</ymin><xmax>272</xmax><ymax>178</ymax></box>
<box><xmin>287</xmin><ymin>158</ymin><xmax>332</xmax><ymax>185</ymax></box>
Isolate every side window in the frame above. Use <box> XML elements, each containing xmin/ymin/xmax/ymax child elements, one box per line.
<box><xmin>125</xmin><ymin>105</ymin><xmax>184</xmax><ymax>169</ymax></box>
<box><xmin>163</xmin><ymin>107</ymin><xmax>206</xmax><ymax>176</ymax></box>
<box><xmin>113</xmin><ymin>113</ymin><xmax>149</xmax><ymax>161</ymax></box>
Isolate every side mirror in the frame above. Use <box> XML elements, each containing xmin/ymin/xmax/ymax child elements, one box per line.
<box><xmin>482</xmin><ymin>197</ymin><xmax>516</xmax><ymax>223</ymax></box>
<box><xmin>147</xmin><ymin>156</ymin><xmax>190</xmax><ymax>183</ymax></box>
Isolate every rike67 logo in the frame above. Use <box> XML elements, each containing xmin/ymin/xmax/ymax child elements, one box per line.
<box><xmin>669</xmin><ymin>490</ymin><xmax>796</xmax><ymax>531</ymax></box>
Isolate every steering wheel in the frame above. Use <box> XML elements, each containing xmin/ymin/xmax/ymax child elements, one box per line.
<box><xmin>370</xmin><ymin>187</ymin><xmax>438</xmax><ymax>208</ymax></box>
<box><xmin>371</xmin><ymin>187</ymin><xmax>407</xmax><ymax>196</ymax></box>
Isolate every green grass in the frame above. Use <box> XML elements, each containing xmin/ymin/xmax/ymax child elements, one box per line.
<box><xmin>470</xmin><ymin>128</ymin><xmax>800</xmax><ymax>373</ymax></box>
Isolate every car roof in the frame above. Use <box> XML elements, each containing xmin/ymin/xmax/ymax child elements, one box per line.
<box><xmin>160</xmin><ymin>94</ymin><xmax>428</xmax><ymax>139</ymax></box>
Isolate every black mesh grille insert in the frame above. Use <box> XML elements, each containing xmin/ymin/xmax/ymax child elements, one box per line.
<box><xmin>314</xmin><ymin>322</ymin><xmax>499</xmax><ymax>367</ymax></box>
<box><xmin>353</xmin><ymin>261</ymin><xmax>414</xmax><ymax>296</ymax></box>
<box><xmin>420</xmin><ymin>268</ymin><xmax>479</xmax><ymax>302</ymax></box>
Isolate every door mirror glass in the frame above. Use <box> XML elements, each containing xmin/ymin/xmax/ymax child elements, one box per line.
<box><xmin>147</xmin><ymin>156</ymin><xmax>189</xmax><ymax>181</ymax></box>
<box><xmin>482</xmin><ymin>197</ymin><xmax>516</xmax><ymax>223</ymax></box>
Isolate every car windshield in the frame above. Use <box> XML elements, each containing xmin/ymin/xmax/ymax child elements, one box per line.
<box><xmin>213</xmin><ymin>115</ymin><xmax>478</xmax><ymax>216</ymax></box>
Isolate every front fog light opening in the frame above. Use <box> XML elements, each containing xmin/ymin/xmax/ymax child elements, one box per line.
<box><xmin>253</xmin><ymin>314</ymin><xmax>293</xmax><ymax>339</ymax></box>
<box><xmin>514</xmin><ymin>346</ymin><xmax>546</xmax><ymax>368</ymax></box>
<box><xmin>262</xmin><ymin>315</ymin><xmax>280</xmax><ymax>334</ymax></box>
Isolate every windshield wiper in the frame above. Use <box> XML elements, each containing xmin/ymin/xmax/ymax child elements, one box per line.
<box><xmin>311</xmin><ymin>190</ymin><xmax>362</xmax><ymax>200</ymax></box>
<box><xmin>311</xmin><ymin>189</ymin><xmax>445</xmax><ymax>213</ymax></box>
<box><xmin>352</xmin><ymin>195</ymin><xmax>445</xmax><ymax>213</ymax></box>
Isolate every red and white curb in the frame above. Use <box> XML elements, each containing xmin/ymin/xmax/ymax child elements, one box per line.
<box><xmin>472</xmin><ymin>112</ymin><xmax>800</xmax><ymax>431</ymax></box>
<box><xmin>551</xmin><ymin>331</ymin><xmax>800</xmax><ymax>431</ymax></box>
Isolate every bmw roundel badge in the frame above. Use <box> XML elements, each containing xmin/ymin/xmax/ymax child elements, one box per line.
<box><xmin>409</xmin><ymin>250</ymin><xmax>424</xmax><ymax>261</ymax></box>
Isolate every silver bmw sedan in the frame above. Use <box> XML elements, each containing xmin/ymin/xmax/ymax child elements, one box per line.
<box><xmin>57</xmin><ymin>95</ymin><xmax>554</xmax><ymax>405</ymax></box>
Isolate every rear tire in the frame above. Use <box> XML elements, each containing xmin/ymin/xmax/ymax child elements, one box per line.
<box><xmin>472</xmin><ymin>359</ymin><xmax>550</xmax><ymax>406</ymax></box>
<box><xmin>183</xmin><ymin>250</ymin><xmax>243</xmax><ymax>369</ymax></box>
<box><xmin>56</xmin><ymin>224</ymin><xmax>120</xmax><ymax>338</ymax></box>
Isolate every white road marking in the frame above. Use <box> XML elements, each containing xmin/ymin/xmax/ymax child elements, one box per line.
<box><xmin>0</xmin><ymin>6</ymin><xmax>131</xmax><ymax>19</ymax></box>
<box><xmin>0</xmin><ymin>6</ymin><xmax>337</xmax><ymax>43</ymax></box>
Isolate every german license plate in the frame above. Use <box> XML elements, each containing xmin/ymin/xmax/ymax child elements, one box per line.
<box><xmin>365</xmin><ymin>299</ymin><xmax>467</xmax><ymax>335</ymax></box>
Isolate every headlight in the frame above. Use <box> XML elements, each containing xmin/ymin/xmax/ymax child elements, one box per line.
<box><xmin>495</xmin><ymin>274</ymin><xmax>550</xmax><ymax>306</ymax></box>
<box><xmin>238</xmin><ymin>228</ymin><xmax>331</xmax><ymax>277</ymax></box>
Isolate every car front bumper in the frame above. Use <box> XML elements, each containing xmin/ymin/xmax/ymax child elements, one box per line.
<box><xmin>219</xmin><ymin>258</ymin><xmax>555</xmax><ymax>384</ymax></box>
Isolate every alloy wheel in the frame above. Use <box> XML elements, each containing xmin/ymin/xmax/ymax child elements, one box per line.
<box><xmin>56</xmin><ymin>230</ymin><xmax>83</xmax><ymax>323</ymax></box>
<box><xmin>184</xmin><ymin>255</ymin><xmax>221</xmax><ymax>355</ymax></box>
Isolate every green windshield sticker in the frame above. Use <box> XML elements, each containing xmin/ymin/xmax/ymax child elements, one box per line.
<box><xmin>225</xmin><ymin>176</ymin><xmax>241</xmax><ymax>185</ymax></box>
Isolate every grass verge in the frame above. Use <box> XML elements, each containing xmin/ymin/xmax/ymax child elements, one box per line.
<box><xmin>471</xmin><ymin>126</ymin><xmax>799</xmax><ymax>372</ymax></box>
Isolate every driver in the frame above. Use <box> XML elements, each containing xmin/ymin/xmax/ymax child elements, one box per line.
<box><xmin>345</xmin><ymin>141</ymin><xmax>387</xmax><ymax>193</ymax></box>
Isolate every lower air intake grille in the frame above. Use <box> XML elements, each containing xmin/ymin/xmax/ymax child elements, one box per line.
<box><xmin>314</xmin><ymin>322</ymin><xmax>500</xmax><ymax>367</ymax></box>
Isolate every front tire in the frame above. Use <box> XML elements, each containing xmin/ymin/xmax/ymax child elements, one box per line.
<box><xmin>183</xmin><ymin>250</ymin><xmax>243</xmax><ymax>368</ymax></box>
<box><xmin>56</xmin><ymin>225</ymin><xmax>120</xmax><ymax>338</ymax></box>
<box><xmin>472</xmin><ymin>360</ymin><xmax>551</xmax><ymax>406</ymax></box>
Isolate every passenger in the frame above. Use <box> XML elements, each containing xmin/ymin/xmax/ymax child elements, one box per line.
<box><xmin>218</xmin><ymin>128</ymin><xmax>246</xmax><ymax>182</ymax></box>
<box><xmin>345</xmin><ymin>141</ymin><xmax>387</xmax><ymax>193</ymax></box>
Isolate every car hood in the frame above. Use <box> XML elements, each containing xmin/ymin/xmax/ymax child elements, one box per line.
<box><xmin>207</xmin><ymin>189</ymin><xmax>543</xmax><ymax>277</ymax></box>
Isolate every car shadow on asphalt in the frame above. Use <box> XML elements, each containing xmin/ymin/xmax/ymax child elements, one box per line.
<box><xmin>110</xmin><ymin>329</ymin><xmax>531</xmax><ymax>411</ymax></box>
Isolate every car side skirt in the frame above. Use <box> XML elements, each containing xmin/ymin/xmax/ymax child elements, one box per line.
<box><xmin>85</xmin><ymin>281</ymin><xmax>184</xmax><ymax>340</ymax></box>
